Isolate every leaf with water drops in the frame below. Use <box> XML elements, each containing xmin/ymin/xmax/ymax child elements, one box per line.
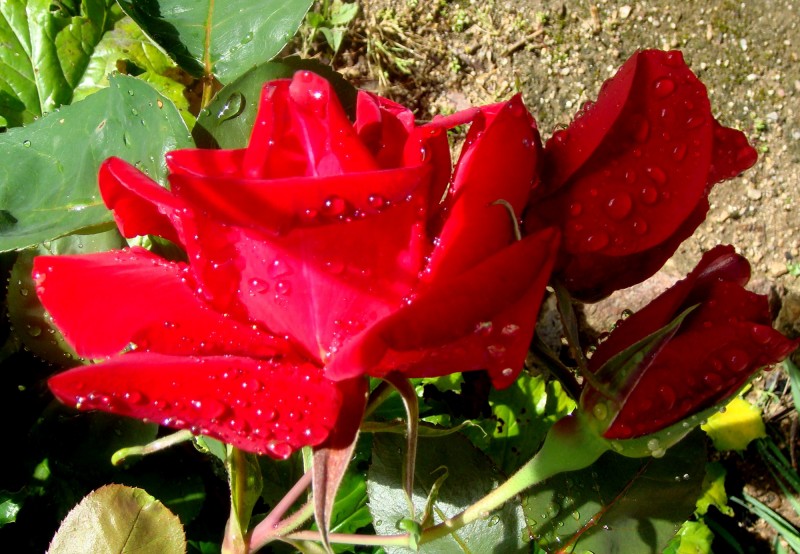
<box><xmin>0</xmin><ymin>0</ymin><xmax>118</xmax><ymax>127</ymax></box>
<box><xmin>47</xmin><ymin>484</ymin><xmax>186</xmax><ymax>554</ymax></box>
<box><xmin>116</xmin><ymin>0</ymin><xmax>314</xmax><ymax>83</ymax></box>
<box><xmin>193</xmin><ymin>56</ymin><xmax>357</xmax><ymax>149</ymax></box>
<box><xmin>522</xmin><ymin>430</ymin><xmax>706</xmax><ymax>553</ymax></box>
<box><xmin>0</xmin><ymin>74</ymin><xmax>192</xmax><ymax>252</ymax></box>
<box><xmin>368</xmin><ymin>433</ymin><xmax>527</xmax><ymax>553</ymax></box>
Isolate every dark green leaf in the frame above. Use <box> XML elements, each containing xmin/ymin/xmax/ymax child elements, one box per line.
<box><xmin>0</xmin><ymin>74</ymin><xmax>192</xmax><ymax>252</ymax></box>
<box><xmin>0</xmin><ymin>0</ymin><xmax>118</xmax><ymax>126</ymax></box>
<box><xmin>47</xmin><ymin>484</ymin><xmax>186</xmax><ymax>553</ymax></box>
<box><xmin>116</xmin><ymin>0</ymin><xmax>313</xmax><ymax>83</ymax></box>
<box><xmin>523</xmin><ymin>430</ymin><xmax>707</xmax><ymax>553</ymax></box>
<box><xmin>193</xmin><ymin>56</ymin><xmax>357</xmax><ymax>149</ymax></box>
<box><xmin>368</xmin><ymin>433</ymin><xmax>527</xmax><ymax>553</ymax></box>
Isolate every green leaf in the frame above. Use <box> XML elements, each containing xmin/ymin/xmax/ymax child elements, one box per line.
<box><xmin>368</xmin><ymin>433</ymin><xmax>527</xmax><ymax>553</ymax></box>
<box><xmin>696</xmin><ymin>462</ymin><xmax>733</xmax><ymax>517</ymax></box>
<box><xmin>522</xmin><ymin>430</ymin><xmax>707</xmax><ymax>553</ymax></box>
<box><xmin>329</xmin><ymin>2</ymin><xmax>359</xmax><ymax>27</ymax></box>
<box><xmin>0</xmin><ymin>74</ymin><xmax>192</xmax><ymax>252</ymax></box>
<box><xmin>662</xmin><ymin>520</ymin><xmax>714</xmax><ymax>554</ymax></box>
<box><xmin>47</xmin><ymin>484</ymin><xmax>186</xmax><ymax>553</ymax></box>
<box><xmin>0</xmin><ymin>0</ymin><xmax>118</xmax><ymax>126</ymax></box>
<box><xmin>193</xmin><ymin>56</ymin><xmax>357</xmax><ymax>149</ymax></box>
<box><xmin>463</xmin><ymin>373</ymin><xmax>575</xmax><ymax>476</ymax></box>
<box><xmin>72</xmin><ymin>16</ymin><xmax>193</xmax><ymax>123</ymax></box>
<box><xmin>116</xmin><ymin>0</ymin><xmax>314</xmax><ymax>83</ymax></box>
<box><xmin>0</xmin><ymin>490</ymin><xmax>25</xmax><ymax>527</ymax></box>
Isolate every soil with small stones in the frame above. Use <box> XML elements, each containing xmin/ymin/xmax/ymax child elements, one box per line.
<box><xmin>310</xmin><ymin>0</ymin><xmax>800</xmax><ymax>550</ymax></box>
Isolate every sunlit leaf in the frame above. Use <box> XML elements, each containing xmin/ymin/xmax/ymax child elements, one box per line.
<box><xmin>116</xmin><ymin>0</ymin><xmax>314</xmax><ymax>83</ymax></box>
<box><xmin>0</xmin><ymin>0</ymin><xmax>118</xmax><ymax>126</ymax></box>
<box><xmin>0</xmin><ymin>74</ymin><xmax>192</xmax><ymax>252</ymax></box>
<box><xmin>47</xmin><ymin>484</ymin><xmax>185</xmax><ymax>553</ymax></box>
<box><xmin>523</xmin><ymin>430</ymin><xmax>706</xmax><ymax>553</ymax></box>
<box><xmin>368</xmin><ymin>433</ymin><xmax>527</xmax><ymax>553</ymax></box>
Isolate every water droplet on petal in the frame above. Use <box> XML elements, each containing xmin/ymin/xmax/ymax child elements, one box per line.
<box><xmin>552</xmin><ymin>129</ymin><xmax>569</xmax><ymax>146</ymax></box>
<box><xmin>653</xmin><ymin>77</ymin><xmax>676</xmax><ymax>97</ymax></box>
<box><xmin>501</xmin><ymin>367</ymin><xmax>514</xmax><ymax>377</ymax></box>
<box><xmin>22</xmin><ymin>140</ymin><xmax>31</xmax><ymax>147</ymax></box>
<box><xmin>592</xmin><ymin>403</ymin><xmax>608</xmax><ymax>421</ymax></box>
<box><xmin>275</xmin><ymin>281</ymin><xmax>291</xmax><ymax>295</ymax></box>
<box><xmin>191</xmin><ymin>398</ymin><xmax>229</xmax><ymax>420</ymax></box>
<box><xmin>634</xmin><ymin>117</ymin><xmax>650</xmax><ymax>142</ymax></box>
<box><xmin>625</xmin><ymin>170</ymin><xmax>637</xmax><ymax>184</ymax></box>
<box><xmin>367</xmin><ymin>194</ymin><xmax>388</xmax><ymax>210</ymax></box>
<box><xmin>249</xmin><ymin>278</ymin><xmax>269</xmax><ymax>295</ymax></box>
<box><xmin>640</xmin><ymin>185</ymin><xmax>659</xmax><ymax>205</ymax></box>
<box><xmin>750</xmin><ymin>324</ymin><xmax>773</xmax><ymax>345</ymax></box>
<box><xmin>672</xmin><ymin>143</ymin><xmax>688</xmax><ymax>161</ymax></box>
<box><xmin>658</xmin><ymin>385</ymin><xmax>676</xmax><ymax>410</ymax></box>
<box><xmin>645</xmin><ymin>166</ymin><xmax>668</xmax><ymax>185</ymax></box>
<box><xmin>582</xmin><ymin>231</ymin><xmax>609</xmax><ymax>252</ymax></box>
<box><xmin>631</xmin><ymin>217</ymin><xmax>648</xmax><ymax>235</ymax></box>
<box><xmin>242</xmin><ymin>378</ymin><xmax>262</xmax><ymax>392</ymax></box>
<box><xmin>686</xmin><ymin>115</ymin><xmax>705</xmax><ymax>129</ymax></box>
<box><xmin>123</xmin><ymin>391</ymin><xmax>147</xmax><ymax>404</ymax></box>
<box><xmin>606</xmin><ymin>192</ymin><xmax>633</xmax><ymax>220</ymax></box>
<box><xmin>322</xmin><ymin>196</ymin><xmax>347</xmax><ymax>217</ymax></box>
<box><xmin>568</xmin><ymin>202</ymin><xmax>583</xmax><ymax>216</ymax></box>
<box><xmin>268</xmin><ymin>442</ymin><xmax>293</xmax><ymax>459</ymax></box>
<box><xmin>725</xmin><ymin>349</ymin><xmax>750</xmax><ymax>372</ymax></box>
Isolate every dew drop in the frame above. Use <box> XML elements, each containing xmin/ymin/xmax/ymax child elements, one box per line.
<box><xmin>22</xmin><ymin>140</ymin><xmax>31</xmax><ymax>148</ymax></box>
<box><xmin>645</xmin><ymin>166</ymin><xmax>668</xmax><ymax>185</ymax></box>
<box><xmin>474</xmin><ymin>321</ymin><xmax>493</xmax><ymax>336</ymax></box>
<box><xmin>640</xmin><ymin>185</ymin><xmax>659</xmax><ymax>205</ymax></box>
<box><xmin>592</xmin><ymin>402</ymin><xmax>608</xmax><ymax>421</ymax></box>
<box><xmin>750</xmin><ymin>324</ymin><xmax>773</xmax><ymax>345</ymax></box>
<box><xmin>323</xmin><ymin>259</ymin><xmax>345</xmax><ymax>274</ymax></box>
<box><xmin>501</xmin><ymin>367</ymin><xmax>514</xmax><ymax>377</ymax></box>
<box><xmin>725</xmin><ymin>349</ymin><xmax>750</xmax><ymax>373</ymax></box>
<box><xmin>653</xmin><ymin>77</ymin><xmax>676</xmax><ymax>97</ymax></box>
<box><xmin>367</xmin><ymin>193</ymin><xmax>388</xmax><ymax>210</ymax></box>
<box><xmin>487</xmin><ymin>515</ymin><xmax>501</xmax><ymax>527</ymax></box>
<box><xmin>275</xmin><ymin>281</ymin><xmax>291</xmax><ymax>295</ymax></box>
<box><xmin>568</xmin><ymin>202</ymin><xmax>583</xmax><ymax>216</ymax></box>
<box><xmin>322</xmin><ymin>195</ymin><xmax>347</xmax><ymax>217</ymax></box>
<box><xmin>26</xmin><ymin>325</ymin><xmax>42</xmax><ymax>337</ymax></box>
<box><xmin>686</xmin><ymin>115</ymin><xmax>705</xmax><ymax>129</ymax></box>
<box><xmin>217</xmin><ymin>92</ymin><xmax>245</xmax><ymax>122</ymax></box>
<box><xmin>268</xmin><ymin>259</ymin><xmax>292</xmax><ymax>278</ymax></box>
<box><xmin>625</xmin><ymin>170</ymin><xmax>637</xmax><ymax>184</ymax></box>
<box><xmin>658</xmin><ymin>385</ymin><xmax>676</xmax><ymax>410</ymax></box>
<box><xmin>672</xmin><ymin>143</ymin><xmax>688</xmax><ymax>161</ymax></box>
<box><xmin>268</xmin><ymin>441</ymin><xmax>293</xmax><ymax>459</ymax></box>
<box><xmin>582</xmin><ymin>231</ymin><xmax>609</xmax><ymax>252</ymax></box>
<box><xmin>552</xmin><ymin>129</ymin><xmax>569</xmax><ymax>145</ymax></box>
<box><xmin>606</xmin><ymin>192</ymin><xmax>633</xmax><ymax>220</ymax></box>
<box><xmin>242</xmin><ymin>378</ymin><xmax>263</xmax><ymax>392</ymax></box>
<box><xmin>123</xmin><ymin>391</ymin><xmax>147</xmax><ymax>404</ymax></box>
<box><xmin>191</xmin><ymin>398</ymin><xmax>229</xmax><ymax>420</ymax></box>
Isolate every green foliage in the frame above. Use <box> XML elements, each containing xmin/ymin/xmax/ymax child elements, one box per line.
<box><xmin>305</xmin><ymin>0</ymin><xmax>359</xmax><ymax>54</ymax></box>
<box><xmin>368</xmin><ymin>433</ymin><xmax>527</xmax><ymax>553</ymax></box>
<box><xmin>47</xmin><ymin>484</ymin><xmax>186</xmax><ymax>553</ymax></box>
<box><xmin>0</xmin><ymin>74</ymin><xmax>192</xmax><ymax>252</ymax></box>
<box><xmin>116</xmin><ymin>0</ymin><xmax>314</xmax><ymax>83</ymax></box>
<box><xmin>0</xmin><ymin>490</ymin><xmax>24</xmax><ymax>527</ymax></box>
<box><xmin>522</xmin><ymin>430</ymin><xmax>707</xmax><ymax>553</ymax></box>
<box><xmin>0</xmin><ymin>0</ymin><xmax>119</xmax><ymax>127</ymax></box>
<box><xmin>663</xmin><ymin>520</ymin><xmax>714</xmax><ymax>554</ymax></box>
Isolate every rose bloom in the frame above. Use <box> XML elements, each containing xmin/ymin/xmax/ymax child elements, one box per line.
<box><xmin>582</xmin><ymin>245</ymin><xmax>798</xmax><ymax>440</ymax></box>
<box><xmin>35</xmin><ymin>71</ymin><xmax>559</xmax><ymax>458</ymax></box>
<box><xmin>525</xmin><ymin>50</ymin><xmax>759</xmax><ymax>301</ymax></box>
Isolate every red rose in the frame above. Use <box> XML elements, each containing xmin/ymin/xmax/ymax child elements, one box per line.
<box><xmin>582</xmin><ymin>245</ymin><xmax>798</xmax><ymax>440</ymax></box>
<box><xmin>35</xmin><ymin>71</ymin><xmax>559</xmax><ymax>457</ymax></box>
<box><xmin>525</xmin><ymin>50</ymin><xmax>758</xmax><ymax>301</ymax></box>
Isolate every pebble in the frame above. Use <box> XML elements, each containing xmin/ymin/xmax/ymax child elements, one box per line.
<box><xmin>769</xmin><ymin>262</ymin><xmax>789</xmax><ymax>278</ymax></box>
<box><xmin>746</xmin><ymin>188</ymin><xmax>763</xmax><ymax>201</ymax></box>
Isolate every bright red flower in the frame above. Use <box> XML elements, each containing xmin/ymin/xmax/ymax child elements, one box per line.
<box><xmin>581</xmin><ymin>245</ymin><xmax>798</xmax><ymax>440</ymax></box>
<box><xmin>525</xmin><ymin>50</ymin><xmax>759</xmax><ymax>301</ymax></box>
<box><xmin>35</xmin><ymin>71</ymin><xmax>559</xmax><ymax>457</ymax></box>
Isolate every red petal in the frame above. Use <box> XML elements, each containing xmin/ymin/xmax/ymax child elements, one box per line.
<box><xmin>538</xmin><ymin>50</ymin><xmax>716</xmax><ymax>256</ymax></box>
<box><xmin>166</xmin><ymin>148</ymin><xmax>248</xmax><ymax>178</ymax></box>
<box><xmin>556</xmin><ymin>199</ymin><xmax>710</xmax><ymax>302</ymax></box>
<box><xmin>168</xmin><ymin>164</ymin><xmax>431</xmax><ymax>234</ymax></box>
<box><xmin>604</xmin><ymin>300</ymin><xmax>797</xmax><ymax>439</ymax></box>
<box><xmin>355</xmin><ymin>90</ymin><xmax>415</xmax><ymax>169</ymax></box>
<box><xmin>708</xmin><ymin>120</ymin><xmax>758</xmax><ymax>184</ymax></box>
<box><xmin>181</xmin><ymin>196</ymin><xmax>430</xmax><ymax>365</ymax></box>
<box><xmin>589</xmin><ymin>245</ymin><xmax>749</xmax><ymax>371</ymax></box>
<box><xmin>326</xmin><ymin>227</ymin><xmax>560</xmax><ymax>383</ymax></box>
<box><xmin>243</xmin><ymin>73</ymin><xmax>378</xmax><ymax>179</ymax></box>
<box><xmin>424</xmin><ymin>95</ymin><xmax>542</xmax><ymax>282</ymax></box>
<box><xmin>48</xmin><ymin>354</ymin><xmax>345</xmax><ymax>458</ymax></box>
<box><xmin>99</xmin><ymin>157</ymin><xmax>187</xmax><ymax>246</ymax></box>
<box><xmin>33</xmin><ymin>248</ymin><xmax>290</xmax><ymax>359</ymax></box>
